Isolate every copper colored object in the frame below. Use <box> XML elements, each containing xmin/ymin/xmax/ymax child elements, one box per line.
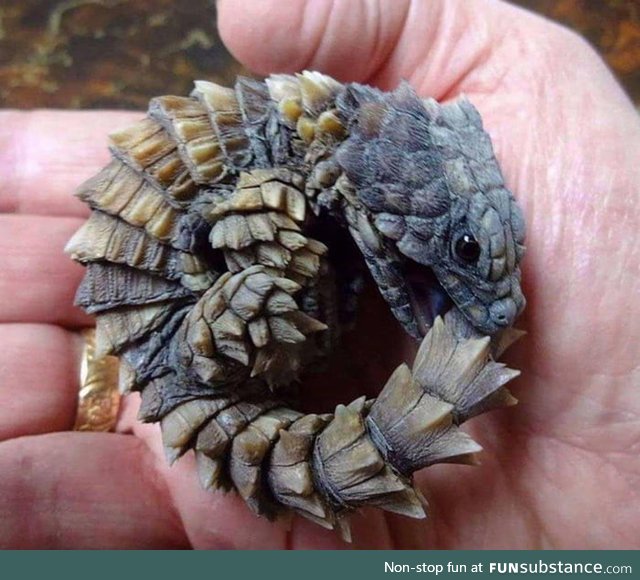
<box><xmin>74</xmin><ymin>328</ymin><xmax>120</xmax><ymax>432</ymax></box>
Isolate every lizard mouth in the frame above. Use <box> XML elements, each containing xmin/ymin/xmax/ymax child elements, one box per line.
<box><xmin>404</xmin><ymin>261</ymin><xmax>453</xmax><ymax>337</ymax></box>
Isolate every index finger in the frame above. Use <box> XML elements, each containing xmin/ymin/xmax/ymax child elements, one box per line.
<box><xmin>0</xmin><ymin>110</ymin><xmax>140</xmax><ymax>217</ymax></box>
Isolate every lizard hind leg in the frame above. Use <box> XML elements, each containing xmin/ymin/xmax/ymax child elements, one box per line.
<box><xmin>175</xmin><ymin>265</ymin><xmax>328</xmax><ymax>389</ymax></box>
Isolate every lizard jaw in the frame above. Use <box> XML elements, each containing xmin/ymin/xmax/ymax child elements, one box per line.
<box><xmin>404</xmin><ymin>262</ymin><xmax>453</xmax><ymax>337</ymax></box>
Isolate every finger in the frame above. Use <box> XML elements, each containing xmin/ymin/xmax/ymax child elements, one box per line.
<box><xmin>0</xmin><ymin>110</ymin><xmax>140</xmax><ymax>217</ymax></box>
<box><xmin>217</xmin><ymin>0</ymin><xmax>563</xmax><ymax>95</ymax></box>
<box><xmin>0</xmin><ymin>432</ymin><xmax>189</xmax><ymax>548</ymax></box>
<box><xmin>0</xmin><ymin>324</ymin><xmax>82</xmax><ymax>441</ymax></box>
<box><xmin>219</xmin><ymin>0</ymin><xmax>412</xmax><ymax>83</ymax></box>
<box><xmin>0</xmin><ymin>215</ymin><xmax>92</xmax><ymax>327</ymax></box>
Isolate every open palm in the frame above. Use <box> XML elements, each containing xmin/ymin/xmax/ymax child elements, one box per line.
<box><xmin>0</xmin><ymin>0</ymin><xmax>638</xmax><ymax>548</ymax></box>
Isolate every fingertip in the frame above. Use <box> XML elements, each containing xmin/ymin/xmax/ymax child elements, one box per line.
<box><xmin>217</xmin><ymin>0</ymin><xmax>318</xmax><ymax>75</ymax></box>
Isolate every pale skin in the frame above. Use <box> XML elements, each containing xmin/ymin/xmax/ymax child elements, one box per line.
<box><xmin>0</xmin><ymin>0</ymin><xmax>638</xmax><ymax>549</ymax></box>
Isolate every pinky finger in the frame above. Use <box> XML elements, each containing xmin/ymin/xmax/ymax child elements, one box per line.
<box><xmin>0</xmin><ymin>324</ymin><xmax>80</xmax><ymax>441</ymax></box>
<box><xmin>0</xmin><ymin>432</ymin><xmax>189</xmax><ymax>549</ymax></box>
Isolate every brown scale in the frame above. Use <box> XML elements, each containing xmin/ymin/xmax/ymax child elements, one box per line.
<box><xmin>65</xmin><ymin>72</ymin><xmax>524</xmax><ymax>540</ymax></box>
<box><xmin>76</xmin><ymin>160</ymin><xmax>184</xmax><ymax>245</ymax></box>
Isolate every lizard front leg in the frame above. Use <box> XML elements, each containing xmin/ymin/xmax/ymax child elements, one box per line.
<box><xmin>204</xmin><ymin>167</ymin><xmax>330</xmax><ymax>384</ymax></box>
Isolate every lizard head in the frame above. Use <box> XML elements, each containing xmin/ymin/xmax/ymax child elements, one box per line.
<box><xmin>335</xmin><ymin>83</ymin><xmax>526</xmax><ymax>337</ymax></box>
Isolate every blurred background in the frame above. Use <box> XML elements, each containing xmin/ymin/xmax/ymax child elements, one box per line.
<box><xmin>0</xmin><ymin>0</ymin><xmax>638</xmax><ymax>109</ymax></box>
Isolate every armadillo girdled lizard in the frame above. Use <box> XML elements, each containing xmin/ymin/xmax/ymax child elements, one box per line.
<box><xmin>65</xmin><ymin>72</ymin><xmax>526</xmax><ymax>540</ymax></box>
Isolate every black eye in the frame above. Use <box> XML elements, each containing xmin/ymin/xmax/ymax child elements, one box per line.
<box><xmin>455</xmin><ymin>233</ymin><xmax>481</xmax><ymax>263</ymax></box>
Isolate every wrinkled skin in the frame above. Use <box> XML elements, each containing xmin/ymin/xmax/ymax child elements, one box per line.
<box><xmin>0</xmin><ymin>0</ymin><xmax>639</xmax><ymax>548</ymax></box>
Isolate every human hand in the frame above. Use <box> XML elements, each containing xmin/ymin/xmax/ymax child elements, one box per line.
<box><xmin>1</xmin><ymin>0</ymin><xmax>638</xmax><ymax>548</ymax></box>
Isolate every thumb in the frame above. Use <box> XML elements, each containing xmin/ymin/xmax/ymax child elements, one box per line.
<box><xmin>216</xmin><ymin>0</ymin><xmax>580</xmax><ymax>98</ymax></box>
<box><xmin>217</xmin><ymin>0</ymin><xmax>412</xmax><ymax>83</ymax></box>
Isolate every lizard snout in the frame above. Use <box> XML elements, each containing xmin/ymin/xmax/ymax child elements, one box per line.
<box><xmin>489</xmin><ymin>297</ymin><xmax>518</xmax><ymax>328</ymax></box>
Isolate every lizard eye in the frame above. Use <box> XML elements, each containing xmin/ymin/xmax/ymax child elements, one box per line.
<box><xmin>455</xmin><ymin>233</ymin><xmax>481</xmax><ymax>264</ymax></box>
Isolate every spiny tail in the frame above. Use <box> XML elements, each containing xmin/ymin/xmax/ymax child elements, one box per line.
<box><xmin>159</xmin><ymin>310</ymin><xmax>522</xmax><ymax>541</ymax></box>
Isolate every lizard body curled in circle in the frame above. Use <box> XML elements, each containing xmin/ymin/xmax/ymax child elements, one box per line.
<box><xmin>66</xmin><ymin>72</ymin><xmax>526</xmax><ymax>538</ymax></box>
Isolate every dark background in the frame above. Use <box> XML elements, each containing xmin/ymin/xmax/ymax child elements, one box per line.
<box><xmin>0</xmin><ymin>0</ymin><xmax>638</xmax><ymax>109</ymax></box>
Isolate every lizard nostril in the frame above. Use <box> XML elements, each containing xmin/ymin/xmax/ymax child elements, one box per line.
<box><xmin>489</xmin><ymin>298</ymin><xmax>517</xmax><ymax>327</ymax></box>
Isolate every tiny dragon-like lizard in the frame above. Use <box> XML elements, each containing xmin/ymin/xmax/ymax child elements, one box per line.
<box><xmin>66</xmin><ymin>72</ymin><xmax>526</xmax><ymax>539</ymax></box>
